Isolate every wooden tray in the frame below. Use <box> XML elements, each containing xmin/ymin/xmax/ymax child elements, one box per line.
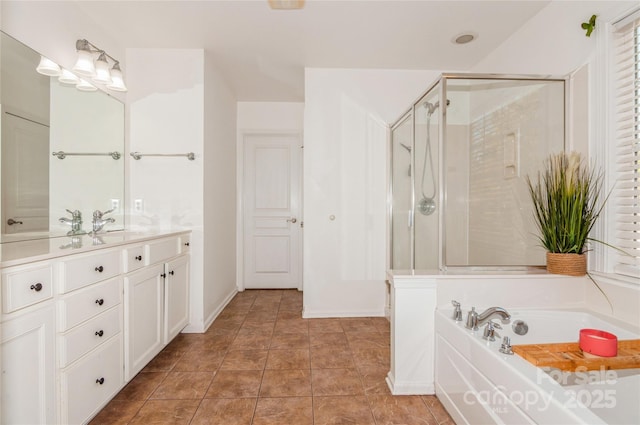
<box><xmin>512</xmin><ymin>339</ymin><xmax>640</xmax><ymax>372</ymax></box>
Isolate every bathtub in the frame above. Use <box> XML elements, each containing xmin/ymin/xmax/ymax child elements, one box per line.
<box><xmin>435</xmin><ymin>308</ymin><xmax>640</xmax><ymax>425</ymax></box>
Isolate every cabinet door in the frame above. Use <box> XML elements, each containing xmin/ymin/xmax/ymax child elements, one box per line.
<box><xmin>1</xmin><ymin>303</ymin><xmax>56</xmax><ymax>424</ymax></box>
<box><xmin>164</xmin><ymin>255</ymin><xmax>190</xmax><ymax>344</ymax></box>
<box><xmin>60</xmin><ymin>335</ymin><xmax>123</xmax><ymax>425</ymax></box>
<box><xmin>124</xmin><ymin>264</ymin><xmax>164</xmax><ymax>381</ymax></box>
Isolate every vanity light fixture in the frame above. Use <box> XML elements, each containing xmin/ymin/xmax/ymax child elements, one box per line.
<box><xmin>72</xmin><ymin>39</ymin><xmax>127</xmax><ymax>92</ymax></box>
<box><xmin>36</xmin><ymin>56</ymin><xmax>61</xmax><ymax>76</ymax></box>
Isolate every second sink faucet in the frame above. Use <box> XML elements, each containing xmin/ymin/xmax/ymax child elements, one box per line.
<box><xmin>466</xmin><ymin>306</ymin><xmax>511</xmax><ymax>331</ymax></box>
<box><xmin>90</xmin><ymin>208</ymin><xmax>115</xmax><ymax>235</ymax></box>
<box><xmin>60</xmin><ymin>209</ymin><xmax>86</xmax><ymax>236</ymax></box>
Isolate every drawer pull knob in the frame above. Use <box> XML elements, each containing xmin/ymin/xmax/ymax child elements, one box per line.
<box><xmin>95</xmin><ymin>298</ymin><xmax>104</xmax><ymax>306</ymax></box>
<box><xmin>135</xmin><ymin>255</ymin><xmax>142</xmax><ymax>261</ymax></box>
<box><xmin>95</xmin><ymin>330</ymin><xmax>104</xmax><ymax>337</ymax></box>
<box><xmin>184</xmin><ymin>242</ymin><xmax>190</xmax><ymax>246</ymax></box>
<box><xmin>160</xmin><ymin>273</ymin><xmax>166</xmax><ymax>279</ymax></box>
<box><xmin>96</xmin><ymin>377</ymin><xmax>105</xmax><ymax>385</ymax></box>
<box><xmin>30</xmin><ymin>283</ymin><xmax>43</xmax><ymax>292</ymax></box>
<box><xmin>95</xmin><ymin>266</ymin><xmax>104</xmax><ymax>273</ymax></box>
<box><xmin>169</xmin><ymin>270</ymin><xmax>175</xmax><ymax>276</ymax></box>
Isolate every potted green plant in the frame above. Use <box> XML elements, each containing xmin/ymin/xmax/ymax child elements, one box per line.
<box><xmin>526</xmin><ymin>151</ymin><xmax>606</xmax><ymax>276</ymax></box>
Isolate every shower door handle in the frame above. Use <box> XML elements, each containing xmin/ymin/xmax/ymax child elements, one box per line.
<box><xmin>287</xmin><ymin>217</ymin><xmax>297</xmax><ymax>224</ymax></box>
<box><xmin>408</xmin><ymin>210</ymin><xmax>414</xmax><ymax>228</ymax></box>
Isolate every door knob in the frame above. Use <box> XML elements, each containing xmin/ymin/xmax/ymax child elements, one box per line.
<box><xmin>286</xmin><ymin>217</ymin><xmax>297</xmax><ymax>223</ymax></box>
<box><xmin>7</xmin><ymin>218</ymin><xmax>23</xmax><ymax>225</ymax></box>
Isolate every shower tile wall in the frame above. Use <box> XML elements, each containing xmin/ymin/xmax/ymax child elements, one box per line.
<box><xmin>465</xmin><ymin>85</ymin><xmax>562</xmax><ymax>266</ymax></box>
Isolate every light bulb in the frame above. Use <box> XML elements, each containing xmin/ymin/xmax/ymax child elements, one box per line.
<box><xmin>106</xmin><ymin>64</ymin><xmax>127</xmax><ymax>92</ymax></box>
<box><xmin>73</xmin><ymin>49</ymin><xmax>96</xmax><ymax>77</ymax></box>
<box><xmin>58</xmin><ymin>69</ymin><xmax>80</xmax><ymax>85</ymax></box>
<box><xmin>76</xmin><ymin>79</ymin><xmax>97</xmax><ymax>92</ymax></box>
<box><xmin>36</xmin><ymin>56</ymin><xmax>61</xmax><ymax>76</ymax></box>
<box><xmin>92</xmin><ymin>52</ymin><xmax>112</xmax><ymax>84</ymax></box>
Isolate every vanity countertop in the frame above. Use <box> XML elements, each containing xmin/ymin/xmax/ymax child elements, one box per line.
<box><xmin>0</xmin><ymin>229</ymin><xmax>191</xmax><ymax>268</ymax></box>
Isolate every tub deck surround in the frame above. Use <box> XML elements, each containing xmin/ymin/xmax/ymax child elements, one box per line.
<box><xmin>435</xmin><ymin>308</ymin><xmax>640</xmax><ymax>425</ymax></box>
<box><xmin>385</xmin><ymin>270</ymin><xmax>633</xmax><ymax>400</ymax></box>
<box><xmin>387</xmin><ymin>274</ymin><xmax>437</xmax><ymax>395</ymax></box>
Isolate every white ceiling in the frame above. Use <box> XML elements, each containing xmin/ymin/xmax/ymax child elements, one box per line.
<box><xmin>77</xmin><ymin>0</ymin><xmax>555</xmax><ymax>101</ymax></box>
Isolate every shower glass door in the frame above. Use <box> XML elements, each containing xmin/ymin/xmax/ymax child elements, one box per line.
<box><xmin>413</xmin><ymin>89</ymin><xmax>440</xmax><ymax>270</ymax></box>
<box><xmin>390</xmin><ymin>113</ymin><xmax>413</xmax><ymax>270</ymax></box>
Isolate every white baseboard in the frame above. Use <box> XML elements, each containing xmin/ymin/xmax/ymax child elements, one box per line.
<box><xmin>181</xmin><ymin>288</ymin><xmax>238</xmax><ymax>333</ymax></box>
<box><xmin>203</xmin><ymin>289</ymin><xmax>238</xmax><ymax>331</ymax></box>
<box><xmin>386</xmin><ymin>372</ymin><xmax>435</xmax><ymax>395</ymax></box>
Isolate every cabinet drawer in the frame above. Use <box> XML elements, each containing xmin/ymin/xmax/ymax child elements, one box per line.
<box><xmin>59</xmin><ymin>305</ymin><xmax>122</xmax><ymax>367</ymax></box>
<box><xmin>145</xmin><ymin>237</ymin><xmax>180</xmax><ymax>265</ymax></box>
<box><xmin>2</xmin><ymin>262</ymin><xmax>53</xmax><ymax>313</ymax></box>
<box><xmin>59</xmin><ymin>277</ymin><xmax>122</xmax><ymax>331</ymax></box>
<box><xmin>60</xmin><ymin>249</ymin><xmax>121</xmax><ymax>293</ymax></box>
<box><xmin>61</xmin><ymin>335</ymin><xmax>123</xmax><ymax>425</ymax></box>
<box><xmin>180</xmin><ymin>234</ymin><xmax>191</xmax><ymax>254</ymax></box>
<box><xmin>123</xmin><ymin>245</ymin><xmax>146</xmax><ymax>273</ymax></box>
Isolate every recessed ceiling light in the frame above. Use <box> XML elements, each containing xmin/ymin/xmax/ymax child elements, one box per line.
<box><xmin>268</xmin><ymin>0</ymin><xmax>305</xmax><ymax>10</ymax></box>
<box><xmin>453</xmin><ymin>33</ymin><xmax>477</xmax><ymax>44</ymax></box>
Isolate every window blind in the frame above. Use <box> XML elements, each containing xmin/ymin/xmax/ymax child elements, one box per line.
<box><xmin>612</xmin><ymin>11</ymin><xmax>640</xmax><ymax>278</ymax></box>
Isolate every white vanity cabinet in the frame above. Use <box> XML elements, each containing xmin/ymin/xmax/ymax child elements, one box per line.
<box><xmin>57</xmin><ymin>249</ymin><xmax>124</xmax><ymax>425</ymax></box>
<box><xmin>1</xmin><ymin>302</ymin><xmax>57</xmax><ymax>424</ymax></box>
<box><xmin>164</xmin><ymin>254</ymin><xmax>189</xmax><ymax>344</ymax></box>
<box><xmin>124</xmin><ymin>263</ymin><xmax>165</xmax><ymax>379</ymax></box>
<box><xmin>0</xmin><ymin>230</ymin><xmax>191</xmax><ymax>425</ymax></box>
<box><xmin>124</xmin><ymin>236</ymin><xmax>190</xmax><ymax>381</ymax></box>
<box><xmin>1</xmin><ymin>261</ymin><xmax>57</xmax><ymax>424</ymax></box>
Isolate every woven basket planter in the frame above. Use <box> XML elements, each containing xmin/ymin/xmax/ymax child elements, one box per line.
<box><xmin>546</xmin><ymin>252</ymin><xmax>586</xmax><ymax>276</ymax></box>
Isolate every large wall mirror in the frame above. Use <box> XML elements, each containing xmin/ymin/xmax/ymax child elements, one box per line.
<box><xmin>0</xmin><ymin>31</ymin><xmax>125</xmax><ymax>243</ymax></box>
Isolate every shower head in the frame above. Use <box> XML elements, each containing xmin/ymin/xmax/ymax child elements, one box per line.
<box><xmin>424</xmin><ymin>99</ymin><xmax>451</xmax><ymax>116</ymax></box>
<box><xmin>399</xmin><ymin>143</ymin><xmax>412</xmax><ymax>153</ymax></box>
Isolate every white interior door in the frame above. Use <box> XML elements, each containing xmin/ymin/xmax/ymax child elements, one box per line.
<box><xmin>243</xmin><ymin>133</ymin><xmax>302</xmax><ymax>289</ymax></box>
<box><xmin>1</xmin><ymin>111</ymin><xmax>50</xmax><ymax>234</ymax></box>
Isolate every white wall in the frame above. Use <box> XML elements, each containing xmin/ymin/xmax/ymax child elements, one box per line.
<box><xmin>303</xmin><ymin>68</ymin><xmax>440</xmax><ymax>317</ymax></box>
<box><xmin>127</xmin><ymin>48</ymin><xmax>238</xmax><ymax>332</ymax></box>
<box><xmin>237</xmin><ymin>102</ymin><xmax>304</xmax><ymax>131</ymax></box>
<box><xmin>472</xmin><ymin>1</ymin><xmax>638</xmax><ymax>76</ymax></box>
<box><xmin>202</xmin><ymin>52</ymin><xmax>238</xmax><ymax>329</ymax></box>
<box><xmin>126</xmin><ymin>48</ymin><xmax>206</xmax><ymax>331</ymax></box>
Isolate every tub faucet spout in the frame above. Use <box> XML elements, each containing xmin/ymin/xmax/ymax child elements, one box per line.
<box><xmin>477</xmin><ymin>307</ymin><xmax>511</xmax><ymax>327</ymax></box>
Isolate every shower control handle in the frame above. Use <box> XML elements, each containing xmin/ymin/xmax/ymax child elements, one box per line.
<box><xmin>286</xmin><ymin>217</ymin><xmax>297</xmax><ymax>224</ymax></box>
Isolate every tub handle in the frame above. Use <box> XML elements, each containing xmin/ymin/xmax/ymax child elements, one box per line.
<box><xmin>499</xmin><ymin>336</ymin><xmax>514</xmax><ymax>355</ymax></box>
<box><xmin>482</xmin><ymin>321</ymin><xmax>501</xmax><ymax>341</ymax></box>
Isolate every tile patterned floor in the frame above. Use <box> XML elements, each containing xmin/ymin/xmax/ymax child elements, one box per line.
<box><xmin>90</xmin><ymin>289</ymin><xmax>454</xmax><ymax>424</ymax></box>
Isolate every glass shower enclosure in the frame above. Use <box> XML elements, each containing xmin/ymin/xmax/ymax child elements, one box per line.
<box><xmin>390</xmin><ymin>74</ymin><xmax>566</xmax><ymax>271</ymax></box>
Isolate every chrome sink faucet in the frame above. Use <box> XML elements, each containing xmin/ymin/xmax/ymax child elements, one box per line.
<box><xmin>59</xmin><ymin>209</ymin><xmax>86</xmax><ymax>236</ymax></box>
<box><xmin>465</xmin><ymin>306</ymin><xmax>511</xmax><ymax>331</ymax></box>
<box><xmin>90</xmin><ymin>208</ymin><xmax>115</xmax><ymax>235</ymax></box>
